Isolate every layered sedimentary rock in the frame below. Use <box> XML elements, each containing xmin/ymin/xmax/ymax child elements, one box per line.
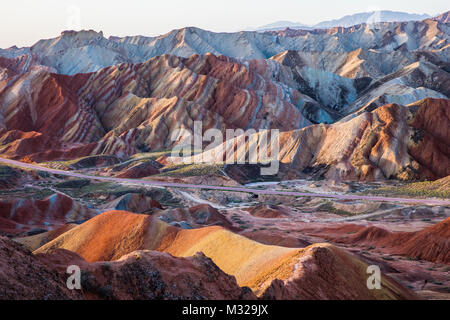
<box><xmin>261</xmin><ymin>243</ymin><xmax>415</xmax><ymax>300</ymax></box>
<box><xmin>170</xmin><ymin>98</ymin><xmax>449</xmax><ymax>181</ymax></box>
<box><xmin>0</xmin><ymin>22</ymin><xmax>448</xmax><ymax>181</ymax></box>
<box><xmin>0</xmin><ymin>193</ymin><xmax>96</xmax><ymax>235</ymax></box>
<box><xmin>0</xmin><ymin>53</ymin><xmax>313</xmax><ymax>162</ymax></box>
<box><xmin>34</xmin><ymin>210</ymin><xmax>415</xmax><ymax>299</ymax></box>
<box><xmin>307</xmin><ymin>218</ymin><xmax>450</xmax><ymax>264</ymax></box>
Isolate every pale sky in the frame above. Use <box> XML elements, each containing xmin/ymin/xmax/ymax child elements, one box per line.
<box><xmin>1</xmin><ymin>0</ymin><xmax>448</xmax><ymax>48</ymax></box>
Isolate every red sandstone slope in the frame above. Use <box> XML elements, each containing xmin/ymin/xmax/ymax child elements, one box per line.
<box><xmin>172</xmin><ymin>98</ymin><xmax>450</xmax><ymax>181</ymax></box>
<box><xmin>308</xmin><ymin>218</ymin><xmax>450</xmax><ymax>264</ymax></box>
<box><xmin>262</xmin><ymin>244</ymin><xmax>415</xmax><ymax>300</ymax></box>
<box><xmin>34</xmin><ymin>210</ymin><xmax>416</xmax><ymax>299</ymax></box>
<box><xmin>0</xmin><ymin>237</ymin><xmax>82</xmax><ymax>299</ymax></box>
<box><xmin>394</xmin><ymin>218</ymin><xmax>450</xmax><ymax>264</ymax></box>
<box><xmin>1</xmin><ymin>52</ymin><xmax>448</xmax><ymax>182</ymax></box>
<box><xmin>0</xmin><ymin>53</ymin><xmax>313</xmax><ymax>162</ymax></box>
<box><xmin>244</xmin><ymin>204</ymin><xmax>291</xmax><ymax>218</ymax></box>
<box><xmin>0</xmin><ymin>193</ymin><xmax>96</xmax><ymax>236</ymax></box>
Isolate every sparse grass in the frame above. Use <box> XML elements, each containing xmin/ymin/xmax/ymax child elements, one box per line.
<box><xmin>0</xmin><ymin>186</ymin><xmax>54</xmax><ymax>200</ymax></box>
<box><xmin>131</xmin><ymin>149</ymin><xmax>203</xmax><ymax>161</ymax></box>
<box><xmin>53</xmin><ymin>181</ymin><xmax>179</xmax><ymax>206</ymax></box>
<box><xmin>318</xmin><ymin>201</ymin><xmax>358</xmax><ymax>216</ymax></box>
<box><xmin>157</xmin><ymin>163</ymin><xmax>226</xmax><ymax>178</ymax></box>
<box><xmin>131</xmin><ymin>151</ymin><xmax>172</xmax><ymax>161</ymax></box>
<box><xmin>41</xmin><ymin>157</ymin><xmax>93</xmax><ymax>170</ymax></box>
<box><xmin>0</xmin><ymin>165</ymin><xmax>19</xmax><ymax>179</ymax></box>
<box><xmin>366</xmin><ymin>178</ymin><xmax>450</xmax><ymax>199</ymax></box>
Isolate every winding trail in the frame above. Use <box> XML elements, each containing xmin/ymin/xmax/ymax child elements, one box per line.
<box><xmin>1</xmin><ymin>157</ymin><xmax>449</xmax><ymax>206</ymax></box>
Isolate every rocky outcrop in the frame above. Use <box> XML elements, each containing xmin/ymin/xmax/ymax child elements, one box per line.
<box><xmin>271</xmin><ymin>49</ymin><xmax>449</xmax><ymax>116</ymax></box>
<box><xmin>155</xmin><ymin>204</ymin><xmax>232</xmax><ymax>229</ymax></box>
<box><xmin>170</xmin><ymin>98</ymin><xmax>449</xmax><ymax>181</ymax></box>
<box><xmin>104</xmin><ymin>193</ymin><xmax>164</xmax><ymax>213</ymax></box>
<box><xmin>0</xmin><ymin>236</ymin><xmax>82</xmax><ymax>300</ymax></box>
<box><xmin>38</xmin><ymin>248</ymin><xmax>256</xmax><ymax>300</ymax></box>
<box><xmin>0</xmin><ymin>236</ymin><xmax>255</xmax><ymax>300</ymax></box>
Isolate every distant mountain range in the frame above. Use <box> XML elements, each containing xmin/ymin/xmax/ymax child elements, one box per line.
<box><xmin>249</xmin><ymin>21</ymin><xmax>309</xmax><ymax>32</ymax></box>
<box><xmin>250</xmin><ymin>10</ymin><xmax>432</xmax><ymax>31</ymax></box>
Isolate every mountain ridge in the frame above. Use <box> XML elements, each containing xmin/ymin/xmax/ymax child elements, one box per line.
<box><xmin>251</xmin><ymin>10</ymin><xmax>433</xmax><ymax>32</ymax></box>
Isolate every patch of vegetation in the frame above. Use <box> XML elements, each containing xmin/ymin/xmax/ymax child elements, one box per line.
<box><xmin>41</xmin><ymin>155</ymin><xmax>120</xmax><ymax>170</ymax></box>
<box><xmin>318</xmin><ymin>201</ymin><xmax>358</xmax><ymax>216</ymax></box>
<box><xmin>366</xmin><ymin>179</ymin><xmax>450</xmax><ymax>199</ymax></box>
<box><xmin>131</xmin><ymin>148</ymin><xmax>203</xmax><ymax>161</ymax></box>
<box><xmin>131</xmin><ymin>151</ymin><xmax>172</xmax><ymax>161</ymax></box>
<box><xmin>55</xmin><ymin>179</ymin><xmax>91</xmax><ymax>189</ymax></box>
<box><xmin>55</xmin><ymin>181</ymin><xmax>179</xmax><ymax>207</ymax></box>
<box><xmin>157</xmin><ymin>163</ymin><xmax>226</xmax><ymax>178</ymax></box>
<box><xmin>0</xmin><ymin>186</ymin><xmax>54</xmax><ymax>200</ymax></box>
<box><xmin>41</xmin><ymin>158</ymin><xmax>87</xmax><ymax>170</ymax></box>
<box><xmin>0</xmin><ymin>165</ymin><xmax>19</xmax><ymax>179</ymax></box>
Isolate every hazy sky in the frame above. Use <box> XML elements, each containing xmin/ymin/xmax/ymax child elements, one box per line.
<box><xmin>1</xmin><ymin>0</ymin><xmax>448</xmax><ymax>48</ymax></box>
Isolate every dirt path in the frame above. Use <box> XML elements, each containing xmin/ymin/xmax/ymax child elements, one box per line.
<box><xmin>2</xmin><ymin>157</ymin><xmax>449</xmax><ymax>206</ymax></box>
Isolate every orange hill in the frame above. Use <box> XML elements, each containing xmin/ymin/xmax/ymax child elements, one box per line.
<box><xmin>35</xmin><ymin>210</ymin><xmax>416</xmax><ymax>299</ymax></box>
